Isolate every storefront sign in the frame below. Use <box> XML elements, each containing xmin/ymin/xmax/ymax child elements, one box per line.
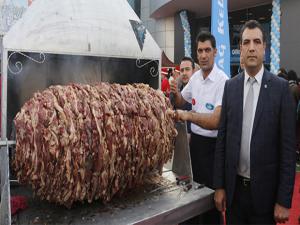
<box><xmin>211</xmin><ymin>0</ymin><xmax>231</xmax><ymax>77</ymax></box>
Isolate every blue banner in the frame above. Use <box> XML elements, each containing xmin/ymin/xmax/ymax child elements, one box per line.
<box><xmin>211</xmin><ymin>0</ymin><xmax>231</xmax><ymax>77</ymax></box>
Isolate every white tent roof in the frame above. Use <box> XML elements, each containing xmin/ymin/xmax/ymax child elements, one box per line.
<box><xmin>3</xmin><ymin>0</ymin><xmax>161</xmax><ymax>59</ymax></box>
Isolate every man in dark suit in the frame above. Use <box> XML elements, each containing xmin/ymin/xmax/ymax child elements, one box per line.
<box><xmin>214</xmin><ymin>20</ymin><xmax>296</xmax><ymax>224</ymax></box>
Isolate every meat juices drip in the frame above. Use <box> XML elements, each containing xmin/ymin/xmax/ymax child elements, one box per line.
<box><xmin>13</xmin><ymin>82</ymin><xmax>177</xmax><ymax>207</ymax></box>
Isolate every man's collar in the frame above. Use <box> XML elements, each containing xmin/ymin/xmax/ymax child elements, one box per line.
<box><xmin>201</xmin><ymin>64</ymin><xmax>218</xmax><ymax>82</ymax></box>
<box><xmin>244</xmin><ymin>66</ymin><xmax>264</xmax><ymax>85</ymax></box>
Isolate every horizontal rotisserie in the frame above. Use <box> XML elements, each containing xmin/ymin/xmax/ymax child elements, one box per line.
<box><xmin>14</xmin><ymin>83</ymin><xmax>177</xmax><ymax>207</ymax></box>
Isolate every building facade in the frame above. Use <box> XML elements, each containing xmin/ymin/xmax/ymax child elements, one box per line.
<box><xmin>281</xmin><ymin>0</ymin><xmax>300</xmax><ymax>77</ymax></box>
<box><xmin>138</xmin><ymin>0</ymin><xmax>300</xmax><ymax>77</ymax></box>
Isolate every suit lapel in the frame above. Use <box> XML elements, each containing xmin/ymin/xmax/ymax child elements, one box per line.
<box><xmin>236</xmin><ymin>72</ymin><xmax>245</xmax><ymax>134</ymax></box>
<box><xmin>252</xmin><ymin>71</ymin><xmax>271</xmax><ymax>134</ymax></box>
<box><xmin>234</xmin><ymin>73</ymin><xmax>245</xmax><ymax>163</ymax></box>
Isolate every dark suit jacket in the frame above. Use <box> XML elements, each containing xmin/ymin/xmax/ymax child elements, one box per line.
<box><xmin>214</xmin><ymin>70</ymin><xmax>296</xmax><ymax>214</ymax></box>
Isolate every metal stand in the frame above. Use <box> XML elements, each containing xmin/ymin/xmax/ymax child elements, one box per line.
<box><xmin>172</xmin><ymin>122</ymin><xmax>193</xmax><ymax>181</ymax></box>
<box><xmin>0</xmin><ymin>139</ymin><xmax>16</xmax><ymax>225</ymax></box>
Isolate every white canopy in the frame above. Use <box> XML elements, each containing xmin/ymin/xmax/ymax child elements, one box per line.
<box><xmin>2</xmin><ymin>0</ymin><xmax>161</xmax><ymax>59</ymax></box>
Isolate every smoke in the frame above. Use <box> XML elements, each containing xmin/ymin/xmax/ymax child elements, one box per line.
<box><xmin>6</xmin><ymin>52</ymin><xmax>158</xmax><ymax>136</ymax></box>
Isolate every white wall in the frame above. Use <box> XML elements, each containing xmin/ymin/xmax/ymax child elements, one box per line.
<box><xmin>141</xmin><ymin>0</ymin><xmax>175</xmax><ymax>62</ymax></box>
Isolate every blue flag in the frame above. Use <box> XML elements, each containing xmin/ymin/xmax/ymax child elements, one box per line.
<box><xmin>211</xmin><ymin>0</ymin><xmax>231</xmax><ymax>77</ymax></box>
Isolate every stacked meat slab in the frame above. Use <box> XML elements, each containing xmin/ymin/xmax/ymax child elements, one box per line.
<box><xmin>13</xmin><ymin>83</ymin><xmax>177</xmax><ymax>207</ymax></box>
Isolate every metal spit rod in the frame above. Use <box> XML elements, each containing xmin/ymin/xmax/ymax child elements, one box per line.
<box><xmin>0</xmin><ymin>140</ymin><xmax>16</xmax><ymax>148</ymax></box>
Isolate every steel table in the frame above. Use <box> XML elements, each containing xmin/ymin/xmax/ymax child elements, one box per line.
<box><xmin>11</xmin><ymin>171</ymin><xmax>214</xmax><ymax>225</ymax></box>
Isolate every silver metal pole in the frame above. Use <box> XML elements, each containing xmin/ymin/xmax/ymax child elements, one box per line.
<box><xmin>0</xmin><ymin>39</ymin><xmax>12</xmax><ymax>224</ymax></box>
<box><xmin>1</xmin><ymin>48</ymin><xmax>7</xmax><ymax>139</ymax></box>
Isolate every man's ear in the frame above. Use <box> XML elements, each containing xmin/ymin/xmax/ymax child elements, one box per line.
<box><xmin>214</xmin><ymin>48</ymin><xmax>217</xmax><ymax>57</ymax></box>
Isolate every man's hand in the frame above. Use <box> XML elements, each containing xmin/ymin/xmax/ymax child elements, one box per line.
<box><xmin>214</xmin><ymin>189</ymin><xmax>226</xmax><ymax>212</ymax></box>
<box><xmin>176</xmin><ymin>110</ymin><xmax>189</xmax><ymax>121</ymax></box>
<box><xmin>169</xmin><ymin>78</ymin><xmax>187</xmax><ymax>108</ymax></box>
<box><xmin>166</xmin><ymin>109</ymin><xmax>189</xmax><ymax>122</ymax></box>
<box><xmin>274</xmin><ymin>203</ymin><xmax>290</xmax><ymax>223</ymax></box>
<box><xmin>170</xmin><ymin>79</ymin><xmax>179</xmax><ymax>95</ymax></box>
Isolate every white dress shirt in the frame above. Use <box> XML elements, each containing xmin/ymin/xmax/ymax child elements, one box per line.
<box><xmin>181</xmin><ymin>64</ymin><xmax>228</xmax><ymax>137</ymax></box>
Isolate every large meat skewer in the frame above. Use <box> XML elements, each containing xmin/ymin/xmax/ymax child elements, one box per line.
<box><xmin>13</xmin><ymin>83</ymin><xmax>177</xmax><ymax>208</ymax></box>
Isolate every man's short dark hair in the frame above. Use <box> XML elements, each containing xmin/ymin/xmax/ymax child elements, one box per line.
<box><xmin>287</xmin><ymin>70</ymin><xmax>298</xmax><ymax>81</ymax></box>
<box><xmin>278</xmin><ymin>67</ymin><xmax>287</xmax><ymax>75</ymax></box>
<box><xmin>196</xmin><ymin>31</ymin><xmax>216</xmax><ymax>49</ymax></box>
<box><xmin>278</xmin><ymin>72</ymin><xmax>288</xmax><ymax>80</ymax></box>
<box><xmin>180</xmin><ymin>56</ymin><xmax>195</xmax><ymax>69</ymax></box>
<box><xmin>239</xmin><ymin>20</ymin><xmax>266</xmax><ymax>44</ymax></box>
